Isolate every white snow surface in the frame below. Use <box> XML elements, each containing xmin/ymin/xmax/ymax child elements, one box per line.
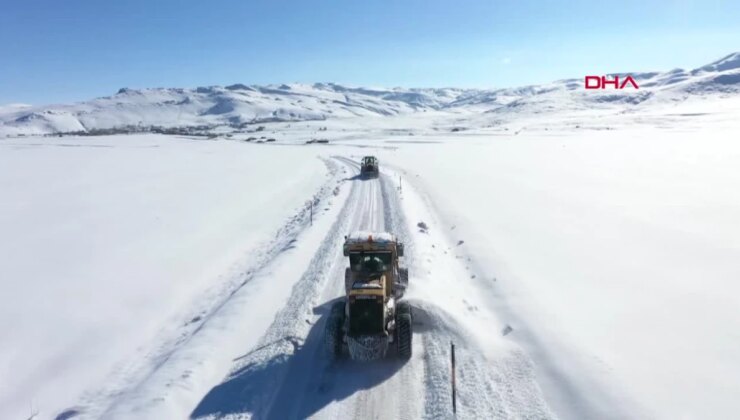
<box><xmin>1</xmin><ymin>53</ymin><xmax>740</xmax><ymax>420</ymax></box>
<box><xmin>0</xmin><ymin>135</ymin><xmax>328</xmax><ymax>419</ymax></box>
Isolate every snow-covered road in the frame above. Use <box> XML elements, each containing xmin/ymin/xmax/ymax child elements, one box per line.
<box><xmin>50</xmin><ymin>152</ymin><xmax>557</xmax><ymax>420</ymax></box>
<box><xmin>189</xmin><ymin>158</ymin><xmax>413</xmax><ymax>420</ymax></box>
<box><xmin>181</xmin><ymin>157</ymin><xmax>555</xmax><ymax>420</ymax></box>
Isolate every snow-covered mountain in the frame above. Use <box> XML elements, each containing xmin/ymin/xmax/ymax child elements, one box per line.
<box><xmin>1</xmin><ymin>52</ymin><xmax>738</xmax><ymax>137</ymax></box>
<box><xmin>0</xmin><ymin>84</ymin><xmax>474</xmax><ymax>136</ymax></box>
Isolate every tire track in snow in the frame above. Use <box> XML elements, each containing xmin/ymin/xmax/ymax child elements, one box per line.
<box><xmin>191</xmin><ymin>156</ymin><xmax>429</xmax><ymax>420</ymax></box>
<box><xmin>269</xmin><ymin>158</ymin><xmax>396</xmax><ymax>420</ymax></box>
<box><xmin>190</xmin><ymin>157</ymin><xmax>382</xmax><ymax>419</ymax></box>
<box><xmin>327</xmin><ymin>158</ymin><xmax>422</xmax><ymax>420</ymax></box>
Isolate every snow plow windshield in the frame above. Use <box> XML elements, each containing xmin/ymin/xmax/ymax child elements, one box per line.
<box><xmin>349</xmin><ymin>252</ymin><xmax>391</xmax><ymax>272</ymax></box>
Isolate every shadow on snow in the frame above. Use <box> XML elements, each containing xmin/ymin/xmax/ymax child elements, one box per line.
<box><xmin>190</xmin><ymin>297</ymin><xmax>408</xmax><ymax>420</ymax></box>
<box><xmin>342</xmin><ymin>173</ymin><xmax>377</xmax><ymax>182</ymax></box>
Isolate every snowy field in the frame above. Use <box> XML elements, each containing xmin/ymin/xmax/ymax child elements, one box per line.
<box><xmin>381</xmin><ymin>126</ymin><xmax>740</xmax><ymax>419</ymax></box>
<box><xmin>2</xmin><ymin>54</ymin><xmax>739</xmax><ymax>420</ymax></box>
<box><xmin>0</xmin><ymin>136</ymin><xmax>328</xmax><ymax>419</ymax></box>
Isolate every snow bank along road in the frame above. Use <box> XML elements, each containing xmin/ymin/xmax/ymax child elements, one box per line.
<box><xmin>51</xmin><ymin>153</ymin><xmax>577</xmax><ymax>420</ymax></box>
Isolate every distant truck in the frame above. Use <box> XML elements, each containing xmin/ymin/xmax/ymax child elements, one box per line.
<box><xmin>360</xmin><ymin>156</ymin><xmax>379</xmax><ymax>178</ymax></box>
<box><xmin>324</xmin><ymin>231</ymin><xmax>411</xmax><ymax>361</ymax></box>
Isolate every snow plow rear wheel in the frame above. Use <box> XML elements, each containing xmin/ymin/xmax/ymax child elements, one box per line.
<box><xmin>396</xmin><ymin>300</ymin><xmax>411</xmax><ymax>319</ymax></box>
<box><xmin>396</xmin><ymin>311</ymin><xmax>412</xmax><ymax>359</ymax></box>
<box><xmin>325</xmin><ymin>301</ymin><xmax>345</xmax><ymax>359</ymax></box>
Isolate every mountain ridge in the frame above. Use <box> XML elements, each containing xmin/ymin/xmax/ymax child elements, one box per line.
<box><xmin>1</xmin><ymin>52</ymin><xmax>738</xmax><ymax>137</ymax></box>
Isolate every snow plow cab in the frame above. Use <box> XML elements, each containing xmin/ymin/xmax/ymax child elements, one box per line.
<box><xmin>360</xmin><ymin>156</ymin><xmax>379</xmax><ymax>178</ymax></box>
<box><xmin>324</xmin><ymin>231</ymin><xmax>411</xmax><ymax>361</ymax></box>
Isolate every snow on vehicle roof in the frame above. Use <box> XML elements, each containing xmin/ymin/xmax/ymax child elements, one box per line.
<box><xmin>346</xmin><ymin>231</ymin><xmax>396</xmax><ymax>244</ymax></box>
<box><xmin>352</xmin><ymin>281</ymin><xmax>383</xmax><ymax>289</ymax></box>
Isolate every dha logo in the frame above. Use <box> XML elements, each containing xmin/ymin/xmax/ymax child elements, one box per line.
<box><xmin>584</xmin><ymin>75</ymin><xmax>639</xmax><ymax>90</ymax></box>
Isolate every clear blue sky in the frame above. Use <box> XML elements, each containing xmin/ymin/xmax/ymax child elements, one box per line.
<box><xmin>2</xmin><ymin>0</ymin><xmax>739</xmax><ymax>105</ymax></box>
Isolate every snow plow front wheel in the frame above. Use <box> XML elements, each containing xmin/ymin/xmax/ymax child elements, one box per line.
<box><xmin>345</xmin><ymin>267</ymin><xmax>353</xmax><ymax>294</ymax></box>
<box><xmin>397</xmin><ymin>268</ymin><xmax>409</xmax><ymax>297</ymax></box>
<box><xmin>399</xmin><ymin>268</ymin><xmax>408</xmax><ymax>283</ymax></box>
<box><xmin>325</xmin><ymin>301</ymin><xmax>346</xmax><ymax>359</ymax></box>
<box><xmin>396</xmin><ymin>311</ymin><xmax>412</xmax><ymax>359</ymax></box>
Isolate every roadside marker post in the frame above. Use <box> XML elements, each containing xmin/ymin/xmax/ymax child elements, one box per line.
<box><xmin>451</xmin><ymin>341</ymin><xmax>457</xmax><ymax>415</ymax></box>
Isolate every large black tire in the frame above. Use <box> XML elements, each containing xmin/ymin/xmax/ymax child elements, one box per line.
<box><xmin>396</xmin><ymin>300</ymin><xmax>412</xmax><ymax>319</ymax></box>
<box><xmin>324</xmin><ymin>301</ymin><xmax>346</xmax><ymax>359</ymax></box>
<box><xmin>345</xmin><ymin>267</ymin><xmax>353</xmax><ymax>294</ymax></box>
<box><xmin>396</xmin><ymin>312</ymin><xmax>412</xmax><ymax>359</ymax></box>
<box><xmin>394</xmin><ymin>268</ymin><xmax>409</xmax><ymax>299</ymax></box>
<box><xmin>399</xmin><ymin>268</ymin><xmax>409</xmax><ymax>288</ymax></box>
